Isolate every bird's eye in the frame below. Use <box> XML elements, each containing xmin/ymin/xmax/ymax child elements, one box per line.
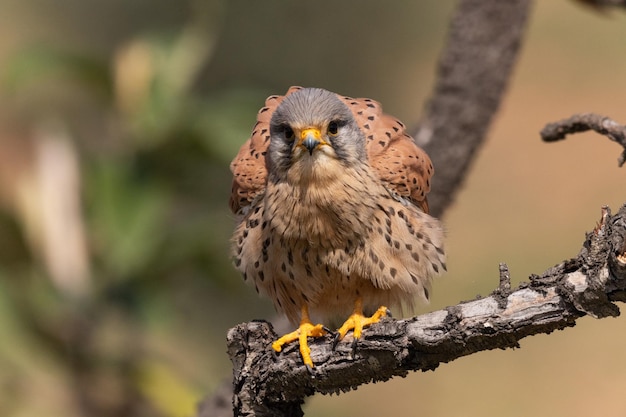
<box><xmin>284</xmin><ymin>126</ymin><xmax>295</xmax><ymax>141</ymax></box>
<box><xmin>328</xmin><ymin>121</ymin><xmax>339</xmax><ymax>136</ymax></box>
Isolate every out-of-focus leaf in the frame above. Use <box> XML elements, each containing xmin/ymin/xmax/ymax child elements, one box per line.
<box><xmin>135</xmin><ymin>361</ymin><xmax>201</xmax><ymax>417</ymax></box>
<box><xmin>86</xmin><ymin>162</ymin><xmax>169</xmax><ymax>280</ymax></box>
<box><xmin>192</xmin><ymin>88</ymin><xmax>271</xmax><ymax>163</ymax></box>
<box><xmin>1</xmin><ymin>45</ymin><xmax>112</xmax><ymax>100</ymax></box>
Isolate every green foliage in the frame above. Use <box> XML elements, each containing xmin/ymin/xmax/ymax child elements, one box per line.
<box><xmin>0</xmin><ymin>9</ymin><xmax>258</xmax><ymax>416</ymax></box>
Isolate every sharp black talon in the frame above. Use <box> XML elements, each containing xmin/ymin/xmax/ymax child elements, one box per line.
<box><xmin>271</xmin><ymin>348</ymin><xmax>280</xmax><ymax>360</ymax></box>
<box><xmin>385</xmin><ymin>308</ymin><xmax>392</xmax><ymax>318</ymax></box>
<box><xmin>351</xmin><ymin>337</ymin><xmax>358</xmax><ymax>356</ymax></box>
<box><xmin>322</xmin><ymin>325</ymin><xmax>332</xmax><ymax>334</ymax></box>
<box><xmin>332</xmin><ymin>332</ymin><xmax>341</xmax><ymax>350</ymax></box>
<box><xmin>305</xmin><ymin>364</ymin><xmax>316</xmax><ymax>377</ymax></box>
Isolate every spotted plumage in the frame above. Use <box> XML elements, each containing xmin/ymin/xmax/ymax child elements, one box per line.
<box><xmin>230</xmin><ymin>86</ymin><xmax>445</xmax><ymax>367</ymax></box>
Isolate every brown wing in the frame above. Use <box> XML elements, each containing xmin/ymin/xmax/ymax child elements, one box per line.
<box><xmin>229</xmin><ymin>86</ymin><xmax>303</xmax><ymax>214</ymax></box>
<box><xmin>338</xmin><ymin>94</ymin><xmax>434</xmax><ymax>213</ymax></box>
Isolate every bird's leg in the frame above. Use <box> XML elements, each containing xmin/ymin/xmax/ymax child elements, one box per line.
<box><xmin>336</xmin><ymin>297</ymin><xmax>390</xmax><ymax>341</ymax></box>
<box><xmin>271</xmin><ymin>305</ymin><xmax>326</xmax><ymax>369</ymax></box>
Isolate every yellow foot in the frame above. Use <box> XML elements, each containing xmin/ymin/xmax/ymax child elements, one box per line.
<box><xmin>336</xmin><ymin>305</ymin><xmax>390</xmax><ymax>340</ymax></box>
<box><xmin>272</xmin><ymin>321</ymin><xmax>326</xmax><ymax>369</ymax></box>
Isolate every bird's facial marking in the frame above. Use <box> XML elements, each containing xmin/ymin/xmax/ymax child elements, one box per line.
<box><xmin>292</xmin><ymin>120</ymin><xmax>346</xmax><ymax>156</ymax></box>
<box><xmin>283</xmin><ymin>125</ymin><xmax>296</xmax><ymax>143</ymax></box>
<box><xmin>327</xmin><ymin>121</ymin><xmax>339</xmax><ymax>137</ymax></box>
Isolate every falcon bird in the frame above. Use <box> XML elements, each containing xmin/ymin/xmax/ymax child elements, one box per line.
<box><xmin>230</xmin><ymin>86</ymin><xmax>446</xmax><ymax>369</ymax></box>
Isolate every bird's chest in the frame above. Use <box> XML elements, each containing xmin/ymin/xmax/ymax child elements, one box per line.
<box><xmin>262</xmin><ymin>177</ymin><xmax>375</xmax><ymax>247</ymax></box>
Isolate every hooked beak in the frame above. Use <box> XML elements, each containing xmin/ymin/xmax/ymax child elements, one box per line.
<box><xmin>298</xmin><ymin>128</ymin><xmax>324</xmax><ymax>155</ymax></box>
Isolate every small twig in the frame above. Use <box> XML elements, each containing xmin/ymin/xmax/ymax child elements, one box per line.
<box><xmin>573</xmin><ymin>0</ymin><xmax>626</xmax><ymax>11</ymax></box>
<box><xmin>492</xmin><ymin>262</ymin><xmax>512</xmax><ymax>309</ymax></box>
<box><xmin>540</xmin><ymin>113</ymin><xmax>626</xmax><ymax>167</ymax></box>
<box><xmin>498</xmin><ymin>262</ymin><xmax>512</xmax><ymax>294</ymax></box>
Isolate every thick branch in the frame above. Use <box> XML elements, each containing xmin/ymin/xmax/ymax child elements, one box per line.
<box><xmin>541</xmin><ymin>113</ymin><xmax>626</xmax><ymax>167</ymax></box>
<box><xmin>229</xmin><ymin>204</ymin><xmax>626</xmax><ymax>417</ymax></box>
<box><xmin>416</xmin><ymin>0</ymin><xmax>532</xmax><ymax>217</ymax></box>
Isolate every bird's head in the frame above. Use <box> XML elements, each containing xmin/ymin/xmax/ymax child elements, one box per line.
<box><xmin>268</xmin><ymin>88</ymin><xmax>367</xmax><ymax>182</ymax></box>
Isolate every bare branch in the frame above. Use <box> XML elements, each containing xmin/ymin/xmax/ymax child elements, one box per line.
<box><xmin>416</xmin><ymin>0</ymin><xmax>533</xmax><ymax>217</ymax></box>
<box><xmin>228</xmin><ymin>204</ymin><xmax>626</xmax><ymax>417</ymax></box>
<box><xmin>573</xmin><ymin>0</ymin><xmax>626</xmax><ymax>11</ymax></box>
<box><xmin>541</xmin><ymin>113</ymin><xmax>626</xmax><ymax>167</ymax></box>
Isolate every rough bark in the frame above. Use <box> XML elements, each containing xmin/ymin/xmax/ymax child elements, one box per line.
<box><xmin>228</xmin><ymin>204</ymin><xmax>626</xmax><ymax>417</ymax></box>
<box><xmin>416</xmin><ymin>0</ymin><xmax>533</xmax><ymax>217</ymax></box>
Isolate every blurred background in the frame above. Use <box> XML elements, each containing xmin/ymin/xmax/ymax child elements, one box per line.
<box><xmin>0</xmin><ymin>1</ymin><xmax>625</xmax><ymax>416</ymax></box>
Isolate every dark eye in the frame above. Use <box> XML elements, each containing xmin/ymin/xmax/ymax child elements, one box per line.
<box><xmin>328</xmin><ymin>121</ymin><xmax>339</xmax><ymax>136</ymax></box>
<box><xmin>284</xmin><ymin>125</ymin><xmax>295</xmax><ymax>141</ymax></box>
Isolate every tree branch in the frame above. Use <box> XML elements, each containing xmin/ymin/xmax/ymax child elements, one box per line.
<box><xmin>541</xmin><ymin>113</ymin><xmax>626</xmax><ymax>167</ymax></box>
<box><xmin>228</xmin><ymin>204</ymin><xmax>626</xmax><ymax>417</ymax></box>
<box><xmin>417</xmin><ymin>0</ymin><xmax>532</xmax><ymax>217</ymax></box>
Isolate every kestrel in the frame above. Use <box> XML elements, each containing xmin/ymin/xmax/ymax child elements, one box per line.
<box><xmin>230</xmin><ymin>86</ymin><xmax>446</xmax><ymax>369</ymax></box>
